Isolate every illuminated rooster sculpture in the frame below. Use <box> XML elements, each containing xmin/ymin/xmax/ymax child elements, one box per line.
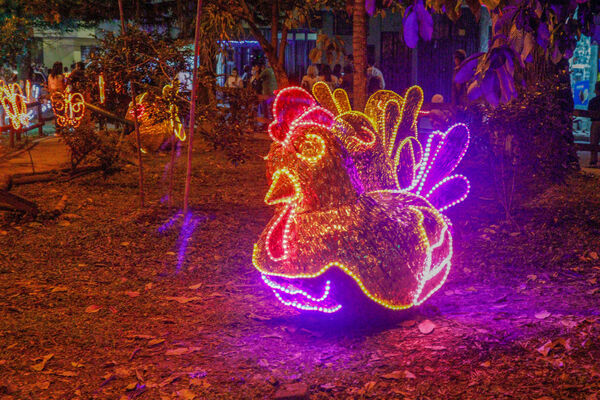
<box><xmin>253</xmin><ymin>83</ymin><xmax>470</xmax><ymax>313</ymax></box>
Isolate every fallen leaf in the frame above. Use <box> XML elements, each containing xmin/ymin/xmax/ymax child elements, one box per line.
<box><xmin>85</xmin><ymin>305</ymin><xmax>101</xmax><ymax>313</ymax></box>
<box><xmin>418</xmin><ymin>320</ymin><xmax>435</xmax><ymax>334</ymax></box>
<box><xmin>537</xmin><ymin>340</ymin><xmax>554</xmax><ymax>356</ymax></box>
<box><xmin>560</xmin><ymin>319</ymin><xmax>578</xmax><ymax>329</ymax></box>
<box><xmin>381</xmin><ymin>370</ymin><xmax>404</xmax><ymax>380</ymax></box>
<box><xmin>148</xmin><ymin>339</ymin><xmax>165</xmax><ymax>347</ymax></box>
<box><xmin>55</xmin><ymin>371</ymin><xmax>78</xmax><ymax>377</ymax></box>
<box><xmin>400</xmin><ymin>319</ymin><xmax>416</xmax><ymax>328</ymax></box>
<box><xmin>535</xmin><ymin>311</ymin><xmax>551</xmax><ymax>320</ymax></box>
<box><xmin>190</xmin><ymin>379</ymin><xmax>210</xmax><ymax>388</ymax></box>
<box><xmin>527</xmin><ymin>274</ymin><xmax>537</xmax><ymax>281</ymax></box>
<box><xmin>159</xmin><ymin>373</ymin><xmax>184</xmax><ymax>387</ymax></box>
<box><xmin>177</xmin><ymin>388</ymin><xmax>196</xmax><ymax>400</ymax></box>
<box><xmin>51</xmin><ymin>286</ymin><xmax>68</xmax><ymax>293</ymax></box>
<box><xmin>261</xmin><ymin>333</ymin><xmax>284</xmax><ymax>339</ymax></box>
<box><xmin>480</xmin><ymin>361</ymin><xmax>491</xmax><ymax>368</ymax></box>
<box><xmin>165</xmin><ymin>347</ymin><xmax>202</xmax><ymax>356</ymax></box>
<box><xmin>145</xmin><ymin>283</ymin><xmax>153</xmax><ymax>290</ymax></box>
<box><xmin>125</xmin><ymin>291</ymin><xmax>140</xmax><ymax>297</ymax></box>
<box><xmin>31</xmin><ymin>354</ymin><xmax>54</xmax><ymax>371</ymax></box>
<box><xmin>404</xmin><ymin>370</ymin><xmax>416</xmax><ymax>379</ymax></box>
<box><xmin>164</xmin><ymin>296</ymin><xmax>202</xmax><ymax>304</ymax></box>
<box><xmin>71</xmin><ymin>362</ymin><xmax>84</xmax><ymax>368</ymax></box>
<box><xmin>246</xmin><ymin>312</ymin><xmax>270</xmax><ymax>321</ymax></box>
<box><xmin>36</xmin><ymin>381</ymin><xmax>50</xmax><ymax>390</ymax></box>
<box><xmin>129</xmin><ymin>334</ymin><xmax>154</xmax><ymax>340</ymax></box>
<box><xmin>58</xmin><ymin>220</ymin><xmax>71</xmax><ymax>227</ymax></box>
<box><xmin>188</xmin><ymin>283</ymin><xmax>202</xmax><ymax>290</ymax></box>
<box><xmin>363</xmin><ymin>381</ymin><xmax>376</xmax><ymax>391</ymax></box>
<box><xmin>125</xmin><ymin>382</ymin><xmax>138</xmax><ymax>391</ymax></box>
<box><xmin>121</xmin><ymin>242</ymin><xmax>130</xmax><ymax>246</ymax></box>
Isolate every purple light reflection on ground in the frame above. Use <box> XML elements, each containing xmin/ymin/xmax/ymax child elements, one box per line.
<box><xmin>176</xmin><ymin>212</ymin><xmax>201</xmax><ymax>272</ymax></box>
<box><xmin>158</xmin><ymin>211</ymin><xmax>206</xmax><ymax>272</ymax></box>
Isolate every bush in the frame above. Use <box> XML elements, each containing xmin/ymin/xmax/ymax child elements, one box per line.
<box><xmin>465</xmin><ymin>75</ymin><xmax>578</xmax><ymax>217</ymax></box>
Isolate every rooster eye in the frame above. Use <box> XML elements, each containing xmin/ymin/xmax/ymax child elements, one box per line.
<box><xmin>294</xmin><ymin>133</ymin><xmax>326</xmax><ymax>163</ymax></box>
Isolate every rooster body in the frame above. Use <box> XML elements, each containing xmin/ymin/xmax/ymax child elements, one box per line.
<box><xmin>253</xmin><ymin>85</ymin><xmax>469</xmax><ymax>312</ymax></box>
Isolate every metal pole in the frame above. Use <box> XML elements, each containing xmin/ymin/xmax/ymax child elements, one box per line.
<box><xmin>183</xmin><ymin>0</ymin><xmax>203</xmax><ymax>214</ymax></box>
<box><xmin>118</xmin><ymin>0</ymin><xmax>145</xmax><ymax>207</ymax></box>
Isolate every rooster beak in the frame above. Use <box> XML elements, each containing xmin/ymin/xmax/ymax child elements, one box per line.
<box><xmin>265</xmin><ymin>169</ymin><xmax>300</xmax><ymax>205</ymax></box>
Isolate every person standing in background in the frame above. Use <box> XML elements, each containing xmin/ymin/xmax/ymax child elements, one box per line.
<box><xmin>340</xmin><ymin>65</ymin><xmax>354</xmax><ymax>103</ymax></box>
<box><xmin>67</xmin><ymin>62</ymin><xmax>86</xmax><ymax>92</ymax></box>
<box><xmin>332</xmin><ymin>64</ymin><xmax>342</xmax><ymax>87</ymax></box>
<box><xmin>451</xmin><ymin>49</ymin><xmax>468</xmax><ymax>108</ymax></box>
<box><xmin>257</xmin><ymin>59</ymin><xmax>277</xmax><ymax>119</ymax></box>
<box><xmin>241</xmin><ymin>65</ymin><xmax>252</xmax><ymax>88</ymax></box>
<box><xmin>301</xmin><ymin>65</ymin><xmax>319</xmax><ymax>92</ymax></box>
<box><xmin>318</xmin><ymin>64</ymin><xmax>336</xmax><ymax>90</ymax></box>
<box><xmin>225</xmin><ymin>68</ymin><xmax>243</xmax><ymax>88</ymax></box>
<box><xmin>367</xmin><ymin>62</ymin><xmax>385</xmax><ymax>91</ymax></box>
<box><xmin>47</xmin><ymin>62</ymin><xmax>65</xmax><ymax>94</ymax></box>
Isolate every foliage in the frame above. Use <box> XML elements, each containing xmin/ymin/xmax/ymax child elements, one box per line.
<box><xmin>56</xmin><ymin>115</ymin><xmax>101</xmax><ymax>171</ymax></box>
<box><xmin>453</xmin><ymin>0</ymin><xmax>599</xmax><ymax>105</ymax></box>
<box><xmin>0</xmin><ymin>16</ymin><xmax>32</xmax><ymax>68</ymax></box>
<box><xmin>361</xmin><ymin>0</ymin><xmax>598</xmax><ymax>106</ymax></box>
<box><xmin>84</xmin><ymin>25</ymin><xmax>191</xmax><ymax>123</ymax></box>
<box><xmin>197</xmin><ymin>87</ymin><xmax>259</xmax><ymax>165</ymax></box>
<box><xmin>469</xmin><ymin>74</ymin><xmax>577</xmax><ymax>217</ymax></box>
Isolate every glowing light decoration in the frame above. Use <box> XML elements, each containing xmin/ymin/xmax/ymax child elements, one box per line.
<box><xmin>254</xmin><ymin>85</ymin><xmax>471</xmax><ymax>313</ymax></box>
<box><xmin>25</xmin><ymin>80</ymin><xmax>31</xmax><ymax>102</ymax></box>
<box><xmin>98</xmin><ymin>74</ymin><xmax>105</xmax><ymax>104</ymax></box>
<box><xmin>0</xmin><ymin>80</ymin><xmax>30</xmax><ymax>130</ymax></box>
<box><xmin>162</xmin><ymin>82</ymin><xmax>185</xmax><ymax>141</ymax></box>
<box><xmin>51</xmin><ymin>88</ymin><xmax>85</xmax><ymax>128</ymax></box>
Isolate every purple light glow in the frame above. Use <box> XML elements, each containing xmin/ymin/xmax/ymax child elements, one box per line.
<box><xmin>158</xmin><ymin>211</ymin><xmax>205</xmax><ymax>272</ymax></box>
<box><xmin>262</xmin><ymin>275</ymin><xmax>342</xmax><ymax>313</ymax></box>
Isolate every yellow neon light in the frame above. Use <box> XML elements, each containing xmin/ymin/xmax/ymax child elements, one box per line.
<box><xmin>253</xmin><ymin>199</ymin><xmax>451</xmax><ymax>310</ymax></box>
<box><xmin>162</xmin><ymin>82</ymin><xmax>185</xmax><ymax>141</ymax></box>
<box><xmin>0</xmin><ymin>80</ymin><xmax>30</xmax><ymax>130</ymax></box>
<box><xmin>51</xmin><ymin>87</ymin><xmax>85</xmax><ymax>128</ymax></box>
<box><xmin>98</xmin><ymin>74</ymin><xmax>105</xmax><ymax>104</ymax></box>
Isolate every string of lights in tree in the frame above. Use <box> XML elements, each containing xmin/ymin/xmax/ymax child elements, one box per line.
<box><xmin>0</xmin><ymin>80</ymin><xmax>31</xmax><ymax>130</ymax></box>
<box><xmin>98</xmin><ymin>74</ymin><xmax>105</xmax><ymax>104</ymax></box>
<box><xmin>124</xmin><ymin>82</ymin><xmax>186</xmax><ymax>151</ymax></box>
<box><xmin>50</xmin><ymin>88</ymin><xmax>85</xmax><ymax>128</ymax></box>
<box><xmin>253</xmin><ymin>84</ymin><xmax>470</xmax><ymax>313</ymax></box>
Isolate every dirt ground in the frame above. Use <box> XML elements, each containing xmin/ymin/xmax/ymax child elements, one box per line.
<box><xmin>1</xmin><ymin>136</ymin><xmax>599</xmax><ymax>400</ymax></box>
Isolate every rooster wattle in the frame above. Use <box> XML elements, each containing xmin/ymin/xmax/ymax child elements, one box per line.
<box><xmin>253</xmin><ymin>84</ymin><xmax>470</xmax><ymax>313</ymax></box>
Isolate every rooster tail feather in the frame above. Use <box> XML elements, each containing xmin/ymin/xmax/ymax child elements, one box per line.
<box><xmin>411</xmin><ymin>124</ymin><xmax>470</xmax><ymax>208</ymax></box>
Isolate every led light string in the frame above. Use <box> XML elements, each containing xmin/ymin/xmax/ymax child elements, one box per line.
<box><xmin>0</xmin><ymin>80</ymin><xmax>30</xmax><ymax>130</ymax></box>
<box><xmin>51</xmin><ymin>88</ymin><xmax>85</xmax><ymax>128</ymax></box>
<box><xmin>98</xmin><ymin>74</ymin><xmax>105</xmax><ymax>104</ymax></box>
<box><xmin>254</xmin><ymin>85</ymin><xmax>470</xmax><ymax>313</ymax></box>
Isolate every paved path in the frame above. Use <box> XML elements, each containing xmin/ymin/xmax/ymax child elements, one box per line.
<box><xmin>0</xmin><ymin>136</ymin><xmax>70</xmax><ymax>176</ymax></box>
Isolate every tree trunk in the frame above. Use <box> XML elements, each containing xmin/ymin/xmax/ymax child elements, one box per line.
<box><xmin>352</xmin><ymin>0</ymin><xmax>367</xmax><ymax>110</ymax></box>
<box><xmin>270</xmin><ymin>59</ymin><xmax>289</xmax><ymax>88</ymax></box>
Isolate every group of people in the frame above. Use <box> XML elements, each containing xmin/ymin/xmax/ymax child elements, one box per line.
<box><xmin>299</xmin><ymin>56</ymin><xmax>385</xmax><ymax>99</ymax></box>
<box><xmin>47</xmin><ymin>61</ymin><xmax>86</xmax><ymax>94</ymax></box>
<box><xmin>225</xmin><ymin>60</ymin><xmax>277</xmax><ymax>99</ymax></box>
